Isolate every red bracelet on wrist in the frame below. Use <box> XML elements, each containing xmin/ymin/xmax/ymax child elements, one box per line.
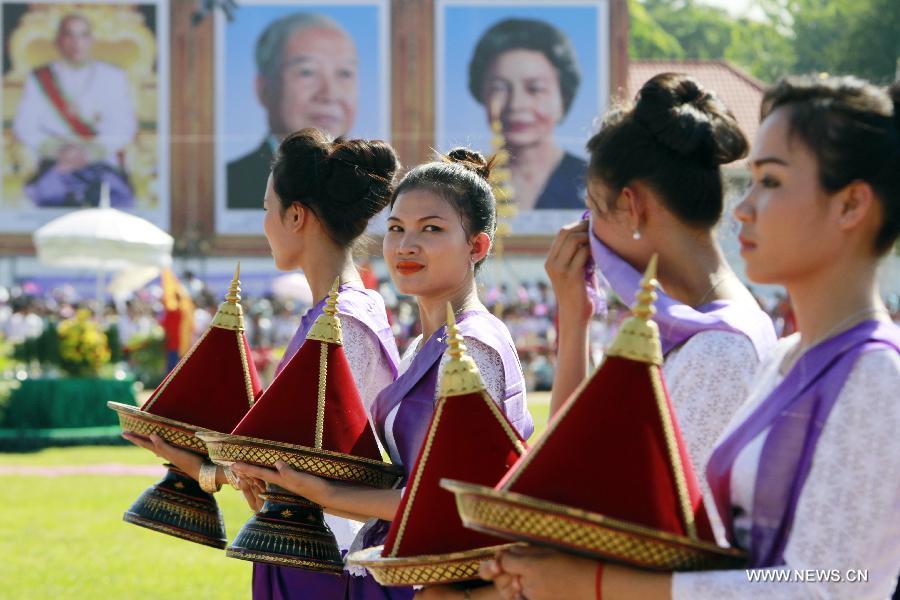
<box><xmin>595</xmin><ymin>561</ymin><xmax>605</xmax><ymax>600</ymax></box>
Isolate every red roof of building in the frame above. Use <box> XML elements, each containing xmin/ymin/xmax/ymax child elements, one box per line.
<box><xmin>626</xmin><ymin>59</ymin><xmax>766</xmax><ymax>166</ymax></box>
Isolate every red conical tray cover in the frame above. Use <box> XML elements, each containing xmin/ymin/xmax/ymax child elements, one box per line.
<box><xmin>383</xmin><ymin>389</ymin><xmax>527</xmax><ymax>557</ymax></box>
<box><xmin>497</xmin><ymin>356</ymin><xmax>714</xmax><ymax>542</ymax></box>
<box><xmin>232</xmin><ymin>339</ymin><xmax>381</xmax><ymax>460</ymax></box>
<box><xmin>141</xmin><ymin>326</ymin><xmax>261</xmax><ymax>434</ymax></box>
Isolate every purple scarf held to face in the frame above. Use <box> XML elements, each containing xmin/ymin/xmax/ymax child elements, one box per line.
<box><xmin>706</xmin><ymin>320</ymin><xmax>900</xmax><ymax>567</ymax></box>
<box><xmin>586</xmin><ymin>222</ymin><xmax>776</xmax><ymax>359</ymax></box>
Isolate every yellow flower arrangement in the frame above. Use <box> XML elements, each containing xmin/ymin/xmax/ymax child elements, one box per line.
<box><xmin>57</xmin><ymin>309</ymin><xmax>111</xmax><ymax>377</ymax></box>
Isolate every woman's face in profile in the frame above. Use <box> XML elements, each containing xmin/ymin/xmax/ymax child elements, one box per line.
<box><xmin>263</xmin><ymin>174</ymin><xmax>299</xmax><ymax>271</ymax></box>
<box><xmin>734</xmin><ymin>107</ymin><xmax>839</xmax><ymax>286</ymax></box>
<box><xmin>482</xmin><ymin>49</ymin><xmax>564</xmax><ymax>149</ymax></box>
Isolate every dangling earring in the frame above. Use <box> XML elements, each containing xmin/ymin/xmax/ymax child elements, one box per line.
<box><xmin>632</xmin><ymin>229</ymin><xmax>641</xmax><ymax>241</ymax></box>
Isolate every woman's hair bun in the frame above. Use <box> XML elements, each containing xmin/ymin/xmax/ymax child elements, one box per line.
<box><xmin>279</xmin><ymin>128</ymin><xmax>330</xmax><ymax>166</ymax></box>
<box><xmin>634</xmin><ymin>73</ymin><xmax>748</xmax><ymax>166</ymax></box>
<box><xmin>323</xmin><ymin>138</ymin><xmax>399</xmax><ymax>220</ymax></box>
<box><xmin>271</xmin><ymin>128</ymin><xmax>399</xmax><ymax>248</ymax></box>
<box><xmin>444</xmin><ymin>147</ymin><xmax>495</xmax><ymax>181</ymax></box>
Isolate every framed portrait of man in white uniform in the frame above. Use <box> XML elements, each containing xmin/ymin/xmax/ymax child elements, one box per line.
<box><xmin>0</xmin><ymin>0</ymin><xmax>169</xmax><ymax>232</ymax></box>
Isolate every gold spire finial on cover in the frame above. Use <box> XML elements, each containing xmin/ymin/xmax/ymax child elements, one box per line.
<box><xmin>439</xmin><ymin>303</ymin><xmax>485</xmax><ymax>397</ymax></box>
<box><xmin>605</xmin><ymin>254</ymin><xmax>663</xmax><ymax>365</ymax></box>
<box><xmin>306</xmin><ymin>276</ymin><xmax>343</xmax><ymax>345</ymax></box>
<box><xmin>211</xmin><ymin>262</ymin><xmax>245</xmax><ymax>331</ymax></box>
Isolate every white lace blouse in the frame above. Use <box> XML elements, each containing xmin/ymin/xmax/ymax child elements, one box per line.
<box><xmin>340</xmin><ymin>315</ymin><xmax>396</xmax><ymax>415</ymax></box>
<box><xmin>322</xmin><ymin>315</ymin><xmax>395</xmax><ymax>552</ymax></box>
<box><xmin>673</xmin><ymin>336</ymin><xmax>900</xmax><ymax>599</ymax></box>
<box><xmin>663</xmin><ymin>330</ymin><xmax>760</xmax><ymax>543</ymax></box>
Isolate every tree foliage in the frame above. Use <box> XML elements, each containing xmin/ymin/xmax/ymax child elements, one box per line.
<box><xmin>628</xmin><ymin>0</ymin><xmax>684</xmax><ymax>58</ymax></box>
<box><xmin>784</xmin><ymin>0</ymin><xmax>900</xmax><ymax>84</ymax></box>
<box><xmin>630</xmin><ymin>0</ymin><xmax>900</xmax><ymax>84</ymax></box>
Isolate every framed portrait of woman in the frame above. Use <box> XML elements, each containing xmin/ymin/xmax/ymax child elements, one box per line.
<box><xmin>214</xmin><ymin>0</ymin><xmax>390</xmax><ymax>236</ymax></box>
<box><xmin>436</xmin><ymin>0</ymin><xmax>610</xmax><ymax>235</ymax></box>
<box><xmin>0</xmin><ymin>0</ymin><xmax>169</xmax><ymax>232</ymax></box>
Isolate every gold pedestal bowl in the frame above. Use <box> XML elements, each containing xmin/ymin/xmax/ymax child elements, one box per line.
<box><xmin>347</xmin><ymin>543</ymin><xmax>521</xmax><ymax>587</ymax></box>
<box><xmin>108</xmin><ymin>401</ymin><xmax>227</xmax><ymax>549</ymax></box>
<box><xmin>441</xmin><ymin>480</ymin><xmax>746</xmax><ymax>572</ymax></box>
<box><xmin>197</xmin><ymin>430</ymin><xmax>403</xmax><ymax>573</ymax></box>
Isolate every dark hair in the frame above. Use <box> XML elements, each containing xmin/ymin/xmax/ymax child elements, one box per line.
<box><xmin>586</xmin><ymin>73</ymin><xmax>748</xmax><ymax>228</ymax></box>
<box><xmin>761</xmin><ymin>75</ymin><xmax>900</xmax><ymax>254</ymax></box>
<box><xmin>468</xmin><ymin>18</ymin><xmax>581</xmax><ymax>116</ymax></box>
<box><xmin>271</xmin><ymin>128</ymin><xmax>399</xmax><ymax>248</ymax></box>
<box><xmin>390</xmin><ymin>148</ymin><xmax>497</xmax><ymax>272</ymax></box>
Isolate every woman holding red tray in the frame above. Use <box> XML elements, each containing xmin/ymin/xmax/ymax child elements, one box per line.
<box><xmin>233</xmin><ymin>148</ymin><xmax>534</xmax><ymax>599</ymax></box>
<box><xmin>477</xmin><ymin>75</ymin><xmax>900</xmax><ymax>600</ymax></box>
<box><xmin>127</xmin><ymin>128</ymin><xmax>404</xmax><ymax>599</ymax></box>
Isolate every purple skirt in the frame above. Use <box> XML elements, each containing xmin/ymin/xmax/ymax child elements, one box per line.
<box><xmin>253</xmin><ymin>563</ymin><xmax>414</xmax><ymax>599</ymax></box>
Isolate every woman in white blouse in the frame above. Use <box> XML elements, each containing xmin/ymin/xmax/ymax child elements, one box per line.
<box><xmin>234</xmin><ymin>148</ymin><xmax>533</xmax><ymax>599</ymax></box>
<box><xmin>547</xmin><ymin>73</ymin><xmax>776</xmax><ymax>535</ymax></box>
<box><xmin>125</xmin><ymin>129</ymin><xmax>404</xmax><ymax>599</ymax></box>
<box><xmin>419</xmin><ymin>72</ymin><xmax>777</xmax><ymax>600</ymax></box>
<box><xmin>478</xmin><ymin>75</ymin><xmax>900</xmax><ymax>600</ymax></box>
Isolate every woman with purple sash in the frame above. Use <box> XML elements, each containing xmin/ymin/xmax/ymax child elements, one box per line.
<box><xmin>252</xmin><ymin>281</ymin><xmax>401</xmax><ymax>600</ymax></box>
<box><xmin>461</xmin><ymin>73</ymin><xmax>774</xmax><ymax>600</ymax></box>
<box><xmin>128</xmin><ymin>128</ymin><xmax>403</xmax><ymax>599</ymax></box>
<box><xmin>248</xmin><ymin>130</ymin><xmax>404</xmax><ymax>600</ymax></box>
<box><xmin>236</xmin><ymin>148</ymin><xmax>533</xmax><ymax>600</ymax></box>
<box><xmin>423</xmin><ymin>76</ymin><xmax>773</xmax><ymax>600</ymax></box>
<box><xmin>545</xmin><ymin>74</ymin><xmax>776</xmax><ymax>537</ymax></box>
<box><xmin>480</xmin><ymin>76</ymin><xmax>900</xmax><ymax>599</ymax></box>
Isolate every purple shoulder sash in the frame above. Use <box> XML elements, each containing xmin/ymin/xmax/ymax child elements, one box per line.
<box><xmin>360</xmin><ymin>311</ymin><xmax>532</xmax><ymax>552</ymax></box>
<box><xmin>705</xmin><ymin>319</ymin><xmax>900</xmax><ymax>567</ymax></box>
<box><xmin>370</xmin><ymin>323</ymin><xmax>447</xmax><ymax>437</ymax></box>
<box><xmin>370</xmin><ymin>310</ymin><xmax>533</xmax><ymax>460</ymax></box>
<box><xmin>278</xmin><ymin>282</ymin><xmax>399</xmax><ymax>377</ymax></box>
<box><xmin>588</xmin><ymin>226</ymin><xmax>776</xmax><ymax>359</ymax></box>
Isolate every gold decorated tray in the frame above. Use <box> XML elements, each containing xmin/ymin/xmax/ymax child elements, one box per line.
<box><xmin>108</xmin><ymin>401</ymin><xmax>208</xmax><ymax>454</ymax></box>
<box><xmin>196</xmin><ymin>431</ymin><xmax>403</xmax><ymax>489</ymax></box>
<box><xmin>347</xmin><ymin>543</ymin><xmax>520</xmax><ymax>586</ymax></box>
<box><xmin>441</xmin><ymin>480</ymin><xmax>746</xmax><ymax>571</ymax></box>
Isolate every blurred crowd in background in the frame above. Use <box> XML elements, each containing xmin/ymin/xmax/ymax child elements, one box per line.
<box><xmin>4</xmin><ymin>270</ymin><xmax>900</xmax><ymax>393</ymax></box>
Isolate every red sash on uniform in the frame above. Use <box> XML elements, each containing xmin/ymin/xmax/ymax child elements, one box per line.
<box><xmin>33</xmin><ymin>65</ymin><xmax>97</xmax><ymax>140</ymax></box>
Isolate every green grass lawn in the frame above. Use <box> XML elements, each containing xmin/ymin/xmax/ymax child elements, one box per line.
<box><xmin>528</xmin><ymin>399</ymin><xmax>550</xmax><ymax>442</ymax></box>
<box><xmin>0</xmin><ymin>397</ymin><xmax>551</xmax><ymax>599</ymax></box>
<box><xmin>0</xmin><ymin>468</ymin><xmax>252</xmax><ymax>599</ymax></box>
<box><xmin>0</xmin><ymin>444</ymin><xmax>155</xmax><ymax>466</ymax></box>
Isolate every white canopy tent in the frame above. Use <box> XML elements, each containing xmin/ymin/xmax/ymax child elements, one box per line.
<box><xmin>32</xmin><ymin>186</ymin><xmax>174</xmax><ymax>311</ymax></box>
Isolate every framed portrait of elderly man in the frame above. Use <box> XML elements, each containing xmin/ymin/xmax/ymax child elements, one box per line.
<box><xmin>215</xmin><ymin>0</ymin><xmax>390</xmax><ymax>235</ymax></box>
<box><xmin>437</xmin><ymin>0</ymin><xmax>610</xmax><ymax>235</ymax></box>
<box><xmin>0</xmin><ymin>0</ymin><xmax>169</xmax><ymax>232</ymax></box>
